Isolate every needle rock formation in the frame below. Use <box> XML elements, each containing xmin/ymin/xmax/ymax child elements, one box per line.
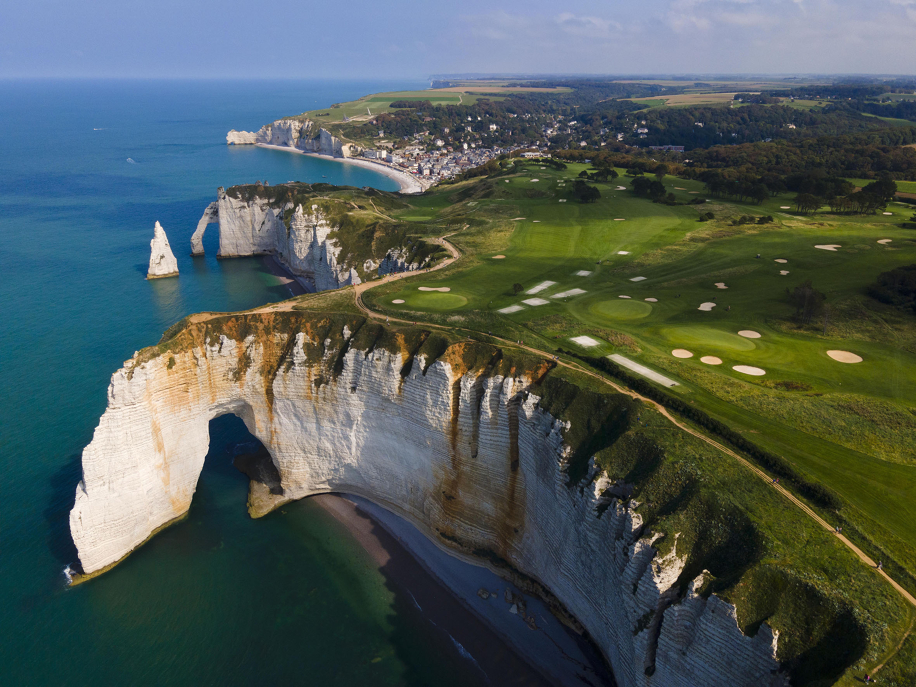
<box><xmin>147</xmin><ymin>221</ymin><xmax>179</xmax><ymax>279</ymax></box>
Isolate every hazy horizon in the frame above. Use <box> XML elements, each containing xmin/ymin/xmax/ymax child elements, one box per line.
<box><xmin>2</xmin><ymin>0</ymin><xmax>915</xmax><ymax>80</ymax></box>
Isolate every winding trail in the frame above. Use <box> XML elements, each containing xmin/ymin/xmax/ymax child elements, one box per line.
<box><xmin>258</xmin><ymin>231</ymin><xmax>915</xmax><ymax>675</ymax></box>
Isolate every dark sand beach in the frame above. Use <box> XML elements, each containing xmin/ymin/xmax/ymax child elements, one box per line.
<box><xmin>313</xmin><ymin>494</ymin><xmax>615</xmax><ymax>687</ymax></box>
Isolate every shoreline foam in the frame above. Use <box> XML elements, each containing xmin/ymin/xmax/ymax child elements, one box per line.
<box><xmin>255</xmin><ymin>143</ymin><xmax>427</xmax><ymax>194</ymax></box>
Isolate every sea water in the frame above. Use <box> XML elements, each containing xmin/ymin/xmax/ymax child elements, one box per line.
<box><xmin>0</xmin><ymin>79</ymin><xmax>486</xmax><ymax>685</ymax></box>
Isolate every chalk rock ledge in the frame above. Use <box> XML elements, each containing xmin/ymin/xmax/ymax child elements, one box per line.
<box><xmin>147</xmin><ymin>222</ymin><xmax>179</xmax><ymax>279</ymax></box>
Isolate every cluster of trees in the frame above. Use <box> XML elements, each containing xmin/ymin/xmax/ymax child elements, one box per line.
<box><xmin>732</xmin><ymin>214</ymin><xmax>774</xmax><ymax>225</ymax></box>
<box><xmin>572</xmin><ymin>179</ymin><xmax>601</xmax><ymax>203</ymax></box>
<box><xmin>733</xmin><ymin>93</ymin><xmax>780</xmax><ymax>104</ymax></box>
<box><xmin>389</xmin><ymin>100</ymin><xmax>435</xmax><ymax>109</ymax></box>
<box><xmin>787</xmin><ymin>281</ymin><xmax>827</xmax><ymax>324</ymax></box>
<box><xmin>868</xmin><ymin>265</ymin><xmax>916</xmax><ymax>314</ymax></box>
<box><xmin>682</xmin><ymin>129</ymin><xmax>916</xmax><ymax>181</ymax></box>
<box><xmin>700</xmin><ymin>172</ymin><xmax>772</xmax><ymax>204</ymax></box>
<box><xmin>794</xmin><ymin>176</ymin><xmax>897</xmax><ymax>214</ymax></box>
<box><xmin>631</xmin><ymin>176</ymin><xmax>668</xmax><ymax>200</ymax></box>
<box><xmin>596</xmin><ymin>103</ymin><xmax>890</xmax><ymax>151</ymax></box>
<box><xmin>578</xmin><ymin>168</ymin><xmax>619</xmax><ymax>181</ymax></box>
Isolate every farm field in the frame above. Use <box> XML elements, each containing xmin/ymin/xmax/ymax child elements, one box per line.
<box><xmin>359</xmin><ymin>161</ymin><xmax>916</xmax><ymax>604</ymax></box>
<box><xmin>301</xmin><ymin>89</ymin><xmax>494</xmax><ymax>123</ymax></box>
<box><xmin>627</xmin><ymin>91</ymin><xmax>754</xmax><ymax>106</ymax></box>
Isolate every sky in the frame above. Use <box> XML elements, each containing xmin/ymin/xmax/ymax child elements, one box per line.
<box><xmin>1</xmin><ymin>0</ymin><xmax>915</xmax><ymax>79</ymax></box>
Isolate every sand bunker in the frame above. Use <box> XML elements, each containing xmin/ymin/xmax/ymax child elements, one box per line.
<box><xmin>738</xmin><ymin>330</ymin><xmax>762</xmax><ymax>339</ymax></box>
<box><xmin>618</xmin><ymin>295</ymin><xmax>631</xmax><ymax>299</ymax></box>
<box><xmin>522</xmin><ymin>298</ymin><xmax>549</xmax><ymax>306</ymax></box>
<box><xmin>827</xmin><ymin>350</ymin><xmax>863</xmax><ymax>363</ymax></box>
<box><xmin>877</xmin><ymin>239</ymin><xmax>892</xmax><ymax>245</ymax></box>
<box><xmin>698</xmin><ymin>302</ymin><xmax>717</xmax><ymax>311</ymax></box>
<box><xmin>617</xmin><ymin>251</ymin><xmax>630</xmax><ymax>255</ymax></box>
<box><xmin>552</xmin><ymin>288</ymin><xmax>587</xmax><ymax>299</ymax></box>
<box><xmin>614</xmin><ymin>218</ymin><xmax>626</xmax><ymax>221</ymax></box>
<box><xmin>774</xmin><ymin>259</ymin><xmax>788</xmax><ymax>263</ymax></box>
<box><xmin>392</xmin><ymin>299</ymin><xmax>405</xmax><ymax>304</ymax></box>
<box><xmin>418</xmin><ymin>286</ymin><xmax>451</xmax><ymax>292</ymax></box>
<box><xmin>645</xmin><ymin>298</ymin><xmax>658</xmax><ymax>302</ymax></box>
<box><xmin>570</xmin><ymin>336</ymin><xmax>600</xmax><ymax>348</ymax></box>
<box><xmin>689</xmin><ymin>191</ymin><xmax>700</xmax><ymax>194</ymax></box>
<box><xmin>559</xmin><ymin>199</ymin><xmax>567</xmax><ymax>203</ymax></box>
<box><xmin>733</xmin><ymin>365</ymin><xmax>766</xmax><ymax>376</ymax></box>
<box><xmin>526</xmin><ymin>280</ymin><xmax>556</xmax><ymax>295</ymax></box>
<box><xmin>630</xmin><ymin>276</ymin><xmax>647</xmax><ymax>282</ymax></box>
<box><xmin>715</xmin><ymin>283</ymin><xmax>728</xmax><ymax>289</ymax></box>
<box><xmin>780</xmin><ymin>270</ymin><xmax>790</xmax><ymax>275</ymax></box>
<box><xmin>575</xmin><ymin>270</ymin><xmax>593</xmax><ymax>277</ymax></box>
<box><xmin>530</xmin><ymin>178</ymin><xmax>540</xmax><ymax>182</ymax></box>
<box><xmin>780</xmin><ymin>206</ymin><xmax>791</xmax><ymax>209</ymax></box>
<box><xmin>616</xmin><ymin>186</ymin><xmax>626</xmax><ymax>191</ymax></box>
<box><xmin>532</xmin><ymin>220</ymin><xmax>541</xmax><ymax>223</ymax></box>
<box><xmin>674</xmin><ymin>187</ymin><xmax>687</xmax><ymax>190</ymax></box>
<box><xmin>511</xmin><ymin>217</ymin><xmax>526</xmax><ymax>221</ymax></box>
<box><xmin>672</xmin><ymin>349</ymin><xmax>693</xmax><ymax>359</ymax></box>
<box><xmin>608</xmin><ymin>354</ymin><xmax>679</xmax><ymax>387</ymax></box>
<box><xmin>883</xmin><ymin>212</ymin><xmax>893</xmax><ymax>216</ymax></box>
<box><xmin>498</xmin><ymin>305</ymin><xmax>525</xmax><ymax>314</ymax></box>
<box><xmin>700</xmin><ymin>356</ymin><xmax>722</xmax><ymax>365</ymax></box>
<box><xmin>492</xmin><ymin>255</ymin><xmax>506</xmax><ymax>259</ymax></box>
<box><xmin>815</xmin><ymin>245</ymin><xmax>841</xmax><ymax>251</ymax></box>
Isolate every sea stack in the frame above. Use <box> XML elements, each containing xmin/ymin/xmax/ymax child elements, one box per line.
<box><xmin>147</xmin><ymin>222</ymin><xmax>179</xmax><ymax>279</ymax></box>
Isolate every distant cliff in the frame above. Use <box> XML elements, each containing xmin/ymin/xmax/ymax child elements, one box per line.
<box><xmin>190</xmin><ymin>183</ymin><xmax>443</xmax><ymax>291</ymax></box>
<box><xmin>227</xmin><ymin>118</ymin><xmax>358</xmax><ymax>158</ymax></box>
<box><xmin>69</xmin><ymin>311</ymin><xmax>811</xmax><ymax>687</ymax></box>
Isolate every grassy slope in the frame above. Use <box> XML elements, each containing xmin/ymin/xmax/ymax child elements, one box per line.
<box><xmin>351</xmin><ymin>161</ymin><xmax>916</xmax><ymax>682</ymax></box>
<box><xmin>298</xmin><ymin>90</ymin><xmax>495</xmax><ymax>124</ymax></box>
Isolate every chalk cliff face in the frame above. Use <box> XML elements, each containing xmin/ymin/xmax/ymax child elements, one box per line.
<box><xmin>227</xmin><ymin>119</ymin><xmax>358</xmax><ymax>158</ymax></box>
<box><xmin>147</xmin><ymin>222</ymin><xmax>179</xmax><ymax>279</ymax></box>
<box><xmin>191</xmin><ymin>186</ymin><xmax>428</xmax><ymax>291</ymax></box>
<box><xmin>70</xmin><ymin>313</ymin><xmax>787</xmax><ymax>687</ymax></box>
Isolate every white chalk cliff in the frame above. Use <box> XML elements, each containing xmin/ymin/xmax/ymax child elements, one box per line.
<box><xmin>70</xmin><ymin>314</ymin><xmax>787</xmax><ymax>687</ymax></box>
<box><xmin>147</xmin><ymin>222</ymin><xmax>179</xmax><ymax>279</ymax></box>
<box><xmin>227</xmin><ymin>118</ymin><xmax>358</xmax><ymax>158</ymax></box>
<box><xmin>190</xmin><ymin>188</ymin><xmax>426</xmax><ymax>291</ymax></box>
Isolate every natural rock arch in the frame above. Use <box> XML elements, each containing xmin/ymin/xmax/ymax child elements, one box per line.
<box><xmin>70</xmin><ymin>315</ymin><xmax>786</xmax><ymax>687</ymax></box>
<box><xmin>190</xmin><ymin>201</ymin><xmax>219</xmax><ymax>256</ymax></box>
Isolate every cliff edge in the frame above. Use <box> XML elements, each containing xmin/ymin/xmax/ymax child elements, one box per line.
<box><xmin>189</xmin><ymin>183</ymin><xmax>443</xmax><ymax>291</ymax></box>
<box><xmin>227</xmin><ymin>118</ymin><xmax>358</xmax><ymax>158</ymax></box>
<box><xmin>70</xmin><ymin>309</ymin><xmax>883</xmax><ymax>686</ymax></box>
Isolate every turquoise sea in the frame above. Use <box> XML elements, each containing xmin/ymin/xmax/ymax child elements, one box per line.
<box><xmin>0</xmin><ymin>79</ymin><xmax>487</xmax><ymax>685</ymax></box>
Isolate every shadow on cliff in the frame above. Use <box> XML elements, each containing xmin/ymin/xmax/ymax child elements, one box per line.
<box><xmin>43</xmin><ymin>452</ymin><xmax>82</xmax><ymax>570</ymax></box>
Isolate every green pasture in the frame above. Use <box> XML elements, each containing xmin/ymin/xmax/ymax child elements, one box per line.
<box><xmin>848</xmin><ymin>178</ymin><xmax>916</xmax><ymax>194</ymax></box>
<box><xmin>302</xmin><ymin>90</ymin><xmax>492</xmax><ymax>123</ymax></box>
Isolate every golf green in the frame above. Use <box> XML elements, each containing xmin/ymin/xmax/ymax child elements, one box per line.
<box><xmin>406</xmin><ymin>292</ymin><xmax>468</xmax><ymax>310</ymax></box>
<box><xmin>591</xmin><ymin>299</ymin><xmax>653</xmax><ymax>320</ymax></box>
<box><xmin>657</xmin><ymin>326</ymin><xmax>758</xmax><ymax>352</ymax></box>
